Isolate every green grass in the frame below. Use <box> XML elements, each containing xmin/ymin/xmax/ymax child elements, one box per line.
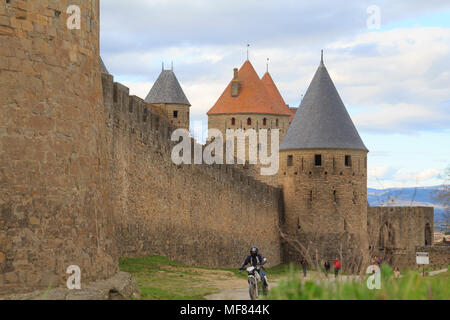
<box><xmin>119</xmin><ymin>255</ymin><xmax>290</xmax><ymax>300</ymax></box>
<box><xmin>120</xmin><ymin>255</ymin><xmax>450</xmax><ymax>300</ymax></box>
<box><xmin>119</xmin><ymin>255</ymin><xmax>222</xmax><ymax>300</ymax></box>
<box><xmin>267</xmin><ymin>264</ymin><xmax>450</xmax><ymax>300</ymax></box>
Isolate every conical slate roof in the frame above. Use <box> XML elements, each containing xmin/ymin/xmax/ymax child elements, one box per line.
<box><xmin>207</xmin><ymin>61</ymin><xmax>290</xmax><ymax>116</ymax></box>
<box><xmin>261</xmin><ymin>72</ymin><xmax>292</xmax><ymax>117</ymax></box>
<box><xmin>100</xmin><ymin>57</ymin><xmax>110</xmax><ymax>74</ymax></box>
<box><xmin>145</xmin><ymin>69</ymin><xmax>191</xmax><ymax>106</ymax></box>
<box><xmin>280</xmin><ymin>59</ymin><xmax>368</xmax><ymax>151</ymax></box>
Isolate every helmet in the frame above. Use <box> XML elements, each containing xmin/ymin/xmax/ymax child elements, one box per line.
<box><xmin>250</xmin><ymin>246</ymin><xmax>259</xmax><ymax>257</ymax></box>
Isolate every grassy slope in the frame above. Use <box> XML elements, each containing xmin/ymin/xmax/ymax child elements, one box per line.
<box><xmin>120</xmin><ymin>255</ymin><xmax>218</xmax><ymax>300</ymax></box>
<box><xmin>120</xmin><ymin>255</ymin><xmax>274</xmax><ymax>300</ymax></box>
<box><xmin>120</xmin><ymin>256</ymin><xmax>449</xmax><ymax>300</ymax></box>
<box><xmin>267</xmin><ymin>265</ymin><xmax>450</xmax><ymax>300</ymax></box>
<box><xmin>120</xmin><ymin>255</ymin><xmax>289</xmax><ymax>300</ymax></box>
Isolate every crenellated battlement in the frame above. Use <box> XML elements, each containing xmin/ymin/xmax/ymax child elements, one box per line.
<box><xmin>101</xmin><ymin>73</ymin><xmax>280</xmax><ymax>199</ymax></box>
<box><xmin>101</xmin><ymin>73</ymin><xmax>282</xmax><ymax>268</ymax></box>
<box><xmin>0</xmin><ymin>0</ymin><xmax>441</xmax><ymax>296</ymax></box>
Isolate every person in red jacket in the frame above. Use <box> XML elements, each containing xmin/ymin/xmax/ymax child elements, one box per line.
<box><xmin>333</xmin><ymin>258</ymin><xmax>341</xmax><ymax>278</ymax></box>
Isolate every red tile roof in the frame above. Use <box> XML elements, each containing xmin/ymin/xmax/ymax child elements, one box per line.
<box><xmin>261</xmin><ymin>72</ymin><xmax>292</xmax><ymax>117</ymax></box>
<box><xmin>207</xmin><ymin>61</ymin><xmax>291</xmax><ymax>116</ymax></box>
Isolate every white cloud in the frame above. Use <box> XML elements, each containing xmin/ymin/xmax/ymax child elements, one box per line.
<box><xmin>99</xmin><ymin>1</ymin><xmax>450</xmax><ymax>188</ymax></box>
<box><xmin>105</xmin><ymin>26</ymin><xmax>450</xmax><ymax>136</ymax></box>
<box><xmin>368</xmin><ymin>165</ymin><xmax>399</xmax><ymax>180</ymax></box>
<box><xmin>352</xmin><ymin>102</ymin><xmax>450</xmax><ymax>133</ymax></box>
<box><xmin>395</xmin><ymin>168</ymin><xmax>441</xmax><ymax>182</ymax></box>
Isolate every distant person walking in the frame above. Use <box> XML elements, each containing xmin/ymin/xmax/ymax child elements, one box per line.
<box><xmin>301</xmin><ymin>259</ymin><xmax>308</xmax><ymax>277</ymax></box>
<box><xmin>333</xmin><ymin>258</ymin><xmax>341</xmax><ymax>278</ymax></box>
<box><xmin>394</xmin><ymin>267</ymin><xmax>401</xmax><ymax>279</ymax></box>
<box><xmin>324</xmin><ymin>260</ymin><xmax>331</xmax><ymax>278</ymax></box>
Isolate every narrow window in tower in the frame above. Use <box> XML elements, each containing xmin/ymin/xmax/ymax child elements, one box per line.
<box><xmin>173</xmin><ymin>110</ymin><xmax>178</xmax><ymax>119</ymax></box>
<box><xmin>345</xmin><ymin>155</ymin><xmax>352</xmax><ymax>167</ymax></box>
<box><xmin>247</xmin><ymin>118</ymin><xmax>252</xmax><ymax>126</ymax></box>
<box><xmin>231</xmin><ymin>117</ymin><xmax>236</xmax><ymax>126</ymax></box>
<box><xmin>353</xmin><ymin>191</ymin><xmax>357</xmax><ymax>204</ymax></box>
<box><xmin>333</xmin><ymin>190</ymin><xmax>337</xmax><ymax>203</ymax></box>
<box><xmin>276</xmin><ymin>119</ymin><xmax>279</xmax><ymax>127</ymax></box>
<box><xmin>315</xmin><ymin>154</ymin><xmax>322</xmax><ymax>166</ymax></box>
<box><xmin>309</xmin><ymin>190</ymin><xmax>313</xmax><ymax>203</ymax></box>
<box><xmin>287</xmin><ymin>155</ymin><xmax>293</xmax><ymax>167</ymax></box>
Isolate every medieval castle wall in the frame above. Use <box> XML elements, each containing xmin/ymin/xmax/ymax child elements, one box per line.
<box><xmin>208</xmin><ymin>114</ymin><xmax>290</xmax><ymax>187</ymax></box>
<box><xmin>0</xmin><ymin>0</ymin><xmax>117</xmax><ymax>294</ymax></box>
<box><xmin>278</xmin><ymin>149</ymin><xmax>369</xmax><ymax>267</ymax></box>
<box><xmin>102</xmin><ymin>73</ymin><xmax>282</xmax><ymax>268</ymax></box>
<box><xmin>367</xmin><ymin>206</ymin><xmax>435</xmax><ymax>268</ymax></box>
<box><xmin>0</xmin><ymin>0</ymin><xmax>444</xmax><ymax>296</ymax></box>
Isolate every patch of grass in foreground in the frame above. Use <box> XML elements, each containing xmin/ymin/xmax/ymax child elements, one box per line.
<box><xmin>119</xmin><ymin>255</ymin><xmax>220</xmax><ymax>300</ymax></box>
<box><xmin>119</xmin><ymin>255</ymin><xmax>293</xmax><ymax>300</ymax></box>
<box><xmin>267</xmin><ymin>264</ymin><xmax>450</xmax><ymax>300</ymax></box>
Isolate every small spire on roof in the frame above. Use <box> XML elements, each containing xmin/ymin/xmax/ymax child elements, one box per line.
<box><xmin>266</xmin><ymin>58</ymin><xmax>270</xmax><ymax>73</ymax></box>
<box><xmin>247</xmin><ymin>43</ymin><xmax>250</xmax><ymax>61</ymax></box>
<box><xmin>321</xmin><ymin>50</ymin><xmax>324</xmax><ymax>65</ymax></box>
<box><xmin>162</xmin><ymin>62</ymin><xmax>164</xmax><ymax>71</ymax></box>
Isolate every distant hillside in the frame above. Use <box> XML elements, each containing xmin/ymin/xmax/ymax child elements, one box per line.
<box><xmin>367</xmin><ymin>186</ymin><xmax>447</xmax><ymax>224</ymax></box>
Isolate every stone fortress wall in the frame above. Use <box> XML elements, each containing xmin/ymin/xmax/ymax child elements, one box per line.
<box><xmin>367</xmin><ymin>206</ymin><xmax>448</xmax><ymax>268</ymax></box>
<box><xmin>102</xmin><ymin>73</ymin><xmax>283</xmax><ymax>269</ymax></box>
<box><xmin>0</xmin><ymin>0</ymin><xmax>446</xmax><ymax>296</ymax></box>
<box><xmin>208</xmin><ymin>113</ymin><xmax>290</xmax><ymax>187</ymax></box>
<box><xmin>278</xmin><ymin>149</ymin><xmax>369</xmax><ymax>266</ymax></box>
<box><xmin>0</xmin><ymin>0</ymin><xmax>118</xmax><ymax>294</ymax></box>
<box><xmin>0</xmin><ymin>0</ymin><xmax>282</xmax><ymax>295</ymax></box>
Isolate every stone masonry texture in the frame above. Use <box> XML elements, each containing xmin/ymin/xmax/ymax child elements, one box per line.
<box><xmin>0</xmin><ymin>0</ymin><xmax>117</xmax><ymax>294</ymax></box>
<box><xmin>102</xmin><ymin>74</ymin><xmax>282</xmax><ymax>268</ymax></box>
<box><xmin>278</xmin><ymin>149</ymin><xmax>369</xmax><ymax>266</ymax></box>
<box><xmin>0</xmin><ymin>0</ymin><xmax>445</xmax><ymax>296</ymax></box>
<box><xmin>367</xmin><ymin>206</ymin><xmax>436</xmax><ymax>268</ymax></box>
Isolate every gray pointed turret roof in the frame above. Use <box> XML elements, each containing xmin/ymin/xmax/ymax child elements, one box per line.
<box><xmin>100</xmin><ymin>57</ymin><xmax>110</xmax><ymax>74</ymax></box>
<box><xmin>145</xmin><ymin>69</ymin><xmax>191</xmax><ymax>106</ymax></box>
<box><xmin>280</xmin><ymin>59</ymin><xmax>368</xmax><ymax>152</ymax></box>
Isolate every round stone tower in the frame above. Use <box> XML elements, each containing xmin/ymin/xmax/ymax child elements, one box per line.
<box><xmin>278</xmin><ymin>54</ymin><xmax>369</xmax><ymax>269</ymax></box>
<box><xmin>0</xmin><ymin>0</ymin><xmax>117</xmax><ymax>294</ymax></box>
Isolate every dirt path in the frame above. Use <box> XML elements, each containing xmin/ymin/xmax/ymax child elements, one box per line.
<box><xmin>429</xmin><ymin>269</ymin><xmax>448</xmax><ymax>277</ymax></box>
<box><xmin>205</xmin><ymin>278</ymin><xmax>281</xmax><ymax>300</ymax></box>
<box><xmin>205</xmin><ymin>271</ymin><xmax>360</xmax><ymax>300</ymax></box>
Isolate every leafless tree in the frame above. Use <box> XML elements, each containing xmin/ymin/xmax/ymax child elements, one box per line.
<box><xmin>277</xmin><ymin>222</ymin><xmax>372</xmax><ymax>275</ymax></box>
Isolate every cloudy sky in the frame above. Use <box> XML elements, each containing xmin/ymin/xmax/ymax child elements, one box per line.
<box><xmin>99</xmin><ymin>0</ymin><xmax>450</xmax><ymax>189</ymax></box>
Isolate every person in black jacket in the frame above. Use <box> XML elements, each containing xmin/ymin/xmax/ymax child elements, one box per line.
<box><xmin>324</xmin><ymin>260</ymin><xmax>331</xmax><ymax>278</ymax></box>
<box><xmin>301</xmin><ymin>259</ymin><xmax>308</xmax><ymax>277</ymax></box>
<box><xmin>239</xmin><ymin>247</ymin><xmax>268</xmax><ymax>292</ymax></box>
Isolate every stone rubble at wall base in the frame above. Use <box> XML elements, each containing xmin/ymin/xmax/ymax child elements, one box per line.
<box><xmin>0</xmin><ymin>272</ymin><xmax>140</xmax><ymax>301</ymax></box>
